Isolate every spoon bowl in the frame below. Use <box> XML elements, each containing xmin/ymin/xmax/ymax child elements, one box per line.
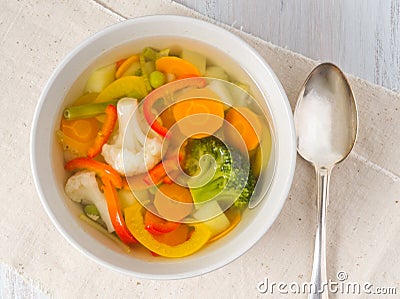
<box><xmin>295</xmin><ymin>63</ymin><xmax>357</xmax><ymax>167</ymax></box>
<box><xmin>294</xmin><ymin>63</ymin><xmax>358</xmax><ymax>299</ymax></box>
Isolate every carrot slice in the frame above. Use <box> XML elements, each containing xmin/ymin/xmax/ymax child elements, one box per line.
<box><xmin>61</xmin><ymin>117</ymin><xmax>100</xmax><ymax>144</ymax></box>
<box><xmin>142</xmin><ymin>77</ymin><xmax>207</xmax><ymax>137</ymax></box>
<box><xmin>154</xmin><ymin>183</ymin><xmax>193</xmax><ymax>221</ymax></box>
<box><xmin>172</xmin><ymin>88</ymin><xmax>224</xmax><ymax>138</ymax></box>
<box><xmin>156</xmin><ymin>56</ymin><xmax>200</xmax><ymax>78</ymax></box>
<box><xmin>56</xmin><ymin>130</ymin><xmax>91</xmax><ymax>157</ymax></box>
<box><xmin>225</xmin><ymin>107</ymin><xmax>263</xmax><ymax>152</ymax></box>
<box><xmin>152</xmin><ymin>223</ymin><xmax>190</xmax><ymax>246</ymax></box>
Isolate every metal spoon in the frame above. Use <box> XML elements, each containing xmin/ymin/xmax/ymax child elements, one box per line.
<box><xmin>294</xmin><ymin>63</ymin><xmax>358</xmax><ymax>299</ymax></box>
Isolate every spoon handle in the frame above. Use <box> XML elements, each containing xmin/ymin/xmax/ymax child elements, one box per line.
<box><xmin>308</xmin><ymin>167</ymin><xmax>331</xmax><ymax>299</ymax></box>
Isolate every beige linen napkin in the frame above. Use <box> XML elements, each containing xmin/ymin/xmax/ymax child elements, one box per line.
<box><xmin>1</xmin><ymin>0</ymin><xmax>399</xmax><ymax>298</ymax></box>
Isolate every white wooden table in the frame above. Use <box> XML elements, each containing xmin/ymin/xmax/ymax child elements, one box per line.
<box><xmin>1</xmin><ymin>1</ymin><xmax>399</xmax><ymax>297</ymax></box>
<box><xmin>177</xmin><ymin>0</ymin><xmax>400</xmax><ymax>92</ymax></box>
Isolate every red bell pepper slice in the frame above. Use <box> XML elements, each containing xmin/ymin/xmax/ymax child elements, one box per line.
<box><xmin>102</xmin><ymin>177</ymin><xmax>137</xmax><ymax>244</ymax></box>
<box><xmin>150</xmin><ymin>251</ymin><xmax>160</xmax><ymax>257</ymax></box>
<box><xmin>144</xmin><ymin>210</ymin><xmax>180</xmax><ymax>235</ymax></box>
<box><xmin>143</xmin><ymin>159</ymin><xmax>177</xmax><ymax>186</ymax></box>
<box><xmin>162</xmin><ymin>175</ymin><xmax>174</xmax><ymax>185</ymax></box>
<box><xmin>142</xmin><ymin>77</ymin><xmax>207</xmax><ymax>137</ymax></box>
<box><xmin>87</xmin><ymin>104</ymin><xmax>117</xmax><ymax>158</ymax></box>
<box><xmin>124</xmin><ymin>160</ymin><xmax>178</xmax><ymax>190</ymax></box>
<box><xmin>65</xmin><ymin>157</ymin><xmax>122</xmax><ymax>189</ymax></box>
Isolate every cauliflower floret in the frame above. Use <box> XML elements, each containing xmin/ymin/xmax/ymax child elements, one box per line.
<box><xmin>65</xmin><ymin>171</ymin><xmax>114</xmax><ymax>232</ymax></box>
<box><xmin>101</xmin><ymin>98</ymin><xmax>162</xmax><ymax>176</ymax></box>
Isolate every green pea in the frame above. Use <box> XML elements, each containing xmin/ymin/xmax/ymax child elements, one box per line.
<box><xmin>149</xmin><ymin>71</ymin><xmax>166</xmax><ymax>89</ymax></box>
<box><xmin>84</xmin><ymin>204</ymin><xmax>100</xmax><ymax>221</ymax></box>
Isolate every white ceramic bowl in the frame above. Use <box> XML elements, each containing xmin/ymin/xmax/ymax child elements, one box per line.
<box><xmin>30</xmin><ymin>15</ymin><xmax>296</xmax><ymax>279</ymax></box>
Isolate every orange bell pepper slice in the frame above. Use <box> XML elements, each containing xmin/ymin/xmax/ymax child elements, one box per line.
<box><xmin>115</xmin><ymin>55</ymin><xmax>139</xmax><ymax>79</ymax></box>
<box><xmin>87</xmin><ymin>104</ymin><xmax>117</xmax><ymax>158</ymax></box>
<box><xmin>115</xmin><ymin>58</ymin><xmax>127</xmax><ymax>69</ymax></box>
<box><xmin>64</xmin><ymin>157</ymin><xmax>122</xmax><ymax>189</ymax></box>
<box><xmin>102</xmin><ymin>177</ymin><xmax>138</xmax><ymax>244</ymax></box>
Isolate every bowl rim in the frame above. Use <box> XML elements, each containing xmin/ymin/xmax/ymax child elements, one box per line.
<box><xmin>30</xmin><ymin>14</ymin><xmax>296</xmax><ymax>279</ymax></box>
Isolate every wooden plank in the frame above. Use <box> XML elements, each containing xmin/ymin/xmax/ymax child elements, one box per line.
<box><xmin>175</xmin><ymin>0</ymin><xmax>400</xmax><ymax>92</ymax></box>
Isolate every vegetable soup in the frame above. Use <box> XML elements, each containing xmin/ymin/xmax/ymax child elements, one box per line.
<box><xmin>58</xmin><ymin>46</ymin><xmax>272</xmax><ymax>257</ymax></box>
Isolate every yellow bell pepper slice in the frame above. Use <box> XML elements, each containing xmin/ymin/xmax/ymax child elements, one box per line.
<box><xmin>124</xmin><ymin>202</ymin><xmax>211</xmax><ymax>258</ymax></box>
<box><xmin>95</xmin><ymin>76</ymin><xmax>148</xmax><ymax>103</ymax></box>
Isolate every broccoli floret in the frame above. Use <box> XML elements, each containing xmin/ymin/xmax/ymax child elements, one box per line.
<box><xmin>184</xmin><ymin>136</ymin><xmax>230</xmax><ymax>176</ymax></box>
<box><xmin>183</xmin><ymin>136</ymin><xmax>256</xmax><ymax>210</ymax></box>
<box><xmin>231</xmin><ymin>168</ymin><xmax>256</xmax><ymax>209</ymax></box>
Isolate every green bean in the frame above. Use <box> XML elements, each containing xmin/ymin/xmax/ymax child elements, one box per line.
<box><xmin>63</xmin><ymin>99</ymin><xmax>118</xmax><ymax>120</ymax></box>
<box><xmin>142</xmin><ymin>47</ymin><xmax>158</xmax><ymax>61</ymax></box>
<box><xmin>139</xmin><ymin>54</ymin><xmax>153</xmax><ymax>92</ymax></box>
<box><xmin>149</xmin><ymin>71</ymin><xmax>166</xmax><ymax>89</ymax></box>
